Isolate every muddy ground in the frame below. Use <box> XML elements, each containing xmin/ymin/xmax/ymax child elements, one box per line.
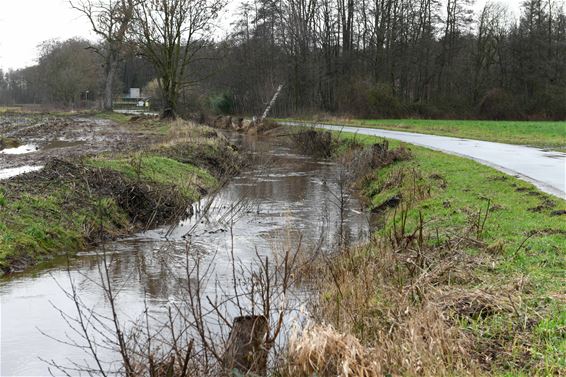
<box><xmin>0</xmin><ymin>113</ymin><xmax>158</xmax><ymax>177</ymax></box>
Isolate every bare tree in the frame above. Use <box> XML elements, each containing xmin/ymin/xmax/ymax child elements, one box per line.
<box><xmin>70</xmin><ymin>0</ymin><xmax>138</xmax><ymax>111</ymax></box>
<box><xmin>133</xmin><ymin>0</ymin><xmax>225</xmax><ymax>119</ymax></box>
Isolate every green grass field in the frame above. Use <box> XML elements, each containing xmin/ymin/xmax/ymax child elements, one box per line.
<box><xmin>288</xmin><ymin>118</ymin><xmax>566</xmax><ymax>151</ymax></box>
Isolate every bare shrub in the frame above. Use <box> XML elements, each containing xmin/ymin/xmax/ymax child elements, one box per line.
<box><xmin>46</xmin><ymin>198</ymin><xmax>315</xmax><ymax>376</ymax></box>
<box><xmin>290</xmin><ymin>128</ymin><xmax>334</xmax><ymax>158</ymax></box>
<box><xmin>478</xmin><ymin>88</ymin><xmax>521</xmax><ymax>120</ymax></box>
<box><xmin>339</xmin><ymin>139</ymin><xmax>412</xmax><ymax>183</ymax></box>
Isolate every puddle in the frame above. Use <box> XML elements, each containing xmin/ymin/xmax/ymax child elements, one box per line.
<box><xmin>0</xmin><ymin>143</ymin><xmax>38</xmax><ymax>155</ymax></box>
<box><xmin>113</xmin><ymin>109</ymin><xmax>160</xmax><ymax>116</ymax></box>
<box><xmin>0</xmin><ymin>165</ymin><xmax>43</xmax><ymax>180</ymax></box>
<box><xmin>0</xmin><ymin>139</ymin><xmax>87</xmax><ymax>159</ymax></box>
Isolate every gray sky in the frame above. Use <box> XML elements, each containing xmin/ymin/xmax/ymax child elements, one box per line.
<box><xmin>0</xmin><ymin>0</ymin><xmax>524</xmax><ymax>71</ymax></box>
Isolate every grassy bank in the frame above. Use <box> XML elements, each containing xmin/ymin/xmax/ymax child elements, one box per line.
<box><xmin>0</xmin><ymin>119</ymin><xmax>239</xmax><ymax>274</ymax></box>
<box><xmin>286</xmin><ymin>129</ymin><xmax>565</xmax><ymax>376</ymax></box>
<box><xmin>284</xmin><ymin>117</ymin><xmax>566</xmax><ymax>151</ymax></box>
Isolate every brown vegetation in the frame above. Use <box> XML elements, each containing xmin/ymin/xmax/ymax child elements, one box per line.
<box><xmin>284</xmin><ymin>210</ymin><xmax>550</xmax><ymax>375</ymax></box>
<box><xmin>290</xmin><ymin>129</ymin><xmax>334</xmax><ymax>158</ymax></box>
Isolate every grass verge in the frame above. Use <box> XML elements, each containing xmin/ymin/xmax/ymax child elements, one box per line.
<box><xmin>283</xmin><ymin>117</ymin><xmax>566</xmax><ymax>151</ymax></box>
<box><xmin>0</xmin><ymin>119</ymin><xmax>239</xmax><ymax>275</ymax></box>
<box><xmin>285</xmin><ymin>129</ymin><xmax>565</xmax><ymax>376</ymax></box>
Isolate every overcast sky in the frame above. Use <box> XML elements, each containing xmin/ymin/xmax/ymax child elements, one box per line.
<box><xmin>0</xmin><ymin>0</ymin><xmax>524</xmax><ymax>71</ymax></box>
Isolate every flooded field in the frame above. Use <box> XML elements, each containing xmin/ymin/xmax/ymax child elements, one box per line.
<box><xmin>0</xmin><ymin>114</ymin><xmax>156</xmax><ymax>180</ymax></box>
<box><xmin>0</xmin><ymin>133</ymin><xmax>370</xmax><ymax>376</ymax></box>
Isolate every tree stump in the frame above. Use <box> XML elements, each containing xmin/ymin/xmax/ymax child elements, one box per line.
<box><xmin>222</xmin><ymin>315</ymin><xmax>268</xmax><ymax>376</ymax></box>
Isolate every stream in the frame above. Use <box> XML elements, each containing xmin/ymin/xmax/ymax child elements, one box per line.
<box><xmin>0</xmin><ymin>133</ymin><xmax>370</xmax><ymax>376</ymax></box>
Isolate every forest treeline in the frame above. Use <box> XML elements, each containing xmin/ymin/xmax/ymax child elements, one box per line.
<box><xmin>1</xmin><ymin>0</ymin><xmax>565</xmax><ymax>120</ymax></box>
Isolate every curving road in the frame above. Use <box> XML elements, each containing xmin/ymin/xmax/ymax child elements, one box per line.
<box><xmin>280</xmin><ymin>121</ymin><xmax>566</xmax><ymax>199</ymax></box>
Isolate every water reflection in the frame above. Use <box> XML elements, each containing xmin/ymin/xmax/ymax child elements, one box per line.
<box><xmin>0</xmin><ymin>165</ymin><xmax>43</xmax><ymax>180</ymax></box>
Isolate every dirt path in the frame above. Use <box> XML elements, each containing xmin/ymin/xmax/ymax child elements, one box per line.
<box><xmin>0</xmin><ymin>114</ymin><xmax>157</xmax><ymax>178</ymax></box>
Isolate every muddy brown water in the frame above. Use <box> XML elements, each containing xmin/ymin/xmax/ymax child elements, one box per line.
<box><xmin>0</xmin><ymin>133</ymin><xmax>370</xmax><ymax>376</ymax></box>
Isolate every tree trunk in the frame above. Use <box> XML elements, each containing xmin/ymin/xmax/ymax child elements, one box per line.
<box><xmin>160</xmin><ymin>82</ymin><xmax>177</xmax><ymax>119</ymax></box>
<box><xmin>161</xmin><ymin>106</ymin><xmax>176</xmax><ymax>119</ymax></box>
<box><xmin>103</xmin><ymin>59</ymin><xmax>117</xmax><ymax>111</ymax></box>
<box><xmin>222</xmin><ymin>315</ymin><xmax>268</xmax><ymax>376</ymax></box>
<box><xmin>161</xmin><ymin>98</ymin><xmax>177</xmax><ymax>119</ymax></box>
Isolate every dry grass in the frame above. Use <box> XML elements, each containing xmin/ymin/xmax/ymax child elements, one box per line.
<box><xmin>164</xmin><ymin>119</ymin><xmax>225</xmax><ymax>147</ymax></box>
<box><xmin>285</xmin><ymin>324</ymin><xmax>380</xmax><ymax>377</ymax></box>
<box><xmin>294</xmin><ymin>237</ymin><xmax>483</xmax><ymax>376</ymax></box>
<box><xmin>282</xmin><ymin>201</ymin><xmax>563</xmax><ymax>376</ymax></box>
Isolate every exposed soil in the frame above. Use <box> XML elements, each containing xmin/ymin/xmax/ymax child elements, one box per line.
<box><xmin>0</xmin><ymin>113</ymin><xmax>158</xmax><ymax>174</ymax></box>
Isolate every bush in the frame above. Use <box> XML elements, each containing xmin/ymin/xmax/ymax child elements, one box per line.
<box><xmin>367</xmin><ymin>83</ymin><xmax>405</xmax><ymax>117</ymax></box>
<box><xmin>337</xmin><ymin>80</ymin><xmax>406</xmax><ymax>118</ymax></box>
<box><xmin>290</xmin><ymin>129</ymin><xmax>334</xmax><ymax>157</ymax></box>
<box><xmin>209</xmin><ymin>92</ymin><xmax>234</xmax><ymax>115</ymax></box>
<box><xmin>526</xmin><ymin>85</ymin><xmax>566</xmax><ymax>120</ymax></box>
<box><xmin>478</xmin><ymin>88</ymin><xmax>521</xmax><ymax>120</ymax></box>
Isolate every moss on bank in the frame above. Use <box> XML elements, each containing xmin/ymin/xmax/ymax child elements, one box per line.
<box><xmin>0</xmin><ymin>119</ymin><xmax>239</xmax><ymax>275</ymax></box>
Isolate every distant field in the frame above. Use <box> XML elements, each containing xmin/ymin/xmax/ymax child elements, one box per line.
<box><xmin>288</xmin><ymin>118</ymin><xmax>566</xmax><ymax>151</ymax></box>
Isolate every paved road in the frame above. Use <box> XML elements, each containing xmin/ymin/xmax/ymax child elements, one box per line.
<box><xmin>280</xmin><ymin>121</ymin><xmax>566</xmax><ymax>199</ymax></box>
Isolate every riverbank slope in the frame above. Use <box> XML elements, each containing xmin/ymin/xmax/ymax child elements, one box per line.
<box><xmin>0</xmin><ymin>114</ymin><xmax>239</xmax><ymax>275</ymax></box>
<box><xmin>285</xmin><ymin>128</ymin><xmax>565</xmax><ymax>376</ymax></box>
